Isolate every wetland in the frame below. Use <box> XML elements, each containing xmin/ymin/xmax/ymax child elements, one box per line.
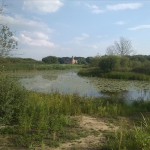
<box><xmin>19</xmin><ymin>70</ymin><xmax>150</xmax><ymax>101</ymax></box>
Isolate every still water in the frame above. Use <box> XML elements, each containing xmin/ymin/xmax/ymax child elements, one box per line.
<box><xmin>19</xmin><ymin>70</ymin><xmax>150</xmax><ymax>101</ymax></box>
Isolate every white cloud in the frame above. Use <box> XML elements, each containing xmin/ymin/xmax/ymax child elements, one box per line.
<box><xmin>74</xmin><ymin>33</ymin><xmax>90</xmax><ymax>43</ymax></box>
<box><xmin>115</xmin><ymin>21</ymin><xmax>126</xmax><ymax>26</ymax></box>
<box><xmin>23</xmin><ymin>0</ymin><xmax>63</xmax><ymax>14</ymax></box>
<box><xmin>107</xmin><ymin>3</ymin><xmax>142</xmax><ymax>11</ymax></box>
<box><xmin>0</xmin><ymin>13</ymin><xmax>56</xmax><ymax>59</ymax></box>
<box><xmin>19</xmin><ymin>31</ymin><xmax>55</xmax><ymax>48</ymax></box>
<box><xmin>0</xmin><ymin>14</ymin><xmax>52</xmax><ymax>33</ymax></box>
<box><xmin>128</xmin><ymin>25</ymin><xmax>150</xmax><ymax>31</ymax></box>
<box><xmin>86</xmin><ymin>4</ymin><xmax>105</xmax><ymax>14</ymax></box>
<box><xmin>86</xmin><ymin>3</ymin><xmax>142</xmax><ymax>15</ymax></box>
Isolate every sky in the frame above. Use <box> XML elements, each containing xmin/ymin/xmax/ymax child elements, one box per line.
<box><xmin>1</xmin><ymin>0</ymin><xmax>150</xmax><ymax>60</ymax></box>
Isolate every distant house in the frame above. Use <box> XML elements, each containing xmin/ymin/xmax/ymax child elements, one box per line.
<box><xmin>71</xmin><ymin>56</ymin><xmax>78</xmax><ymax>64</ymax></box>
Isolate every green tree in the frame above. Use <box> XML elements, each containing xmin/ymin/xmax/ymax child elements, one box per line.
<box><xmin>0</xmin><ymin>25</ymin><xmax>17</xmax><ymax>57</ymax></box>
<box><xmin>120</xmin><ymin>57</ymin><xmax>130</xmax><ymax>71</ymax></box>
<box><xmin>0</xmin><ymin>2</ymin><xmax>17</xmax><ymax>57</ymax></box>
<box><xmin>42</xmin><ymin>56</ymin><xmax>59</xmax><ymax>64</ymax></box>
<box><xmin>90</xmin><ymin>55</ymin><xmax>101</xmax><ymax>67</ymax></box>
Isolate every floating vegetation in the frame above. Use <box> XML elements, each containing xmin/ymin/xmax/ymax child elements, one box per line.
<box><xmin>17</xmin><ymin>70</ymin><xmax>150</xmax><ymax>101</ymax></box>
<box><xmin>90</xmin><ymin>77</ymin><xmax>150</xmax><ymax>93</ymax></box>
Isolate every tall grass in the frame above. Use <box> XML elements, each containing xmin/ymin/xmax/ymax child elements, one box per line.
<box><xmin>102</xmin><ymin>115</ymin><xmax>150</xmax><ymax>150</ymax></box>
<box><xmin>14</xmin><ymin>93</ymin><xmax>150</xmax><ymax>147</ymax></box>
<box><xmin>1</xmin><ymin>63</ymin><xmax>82</xmax><ymax>71</ymax></box>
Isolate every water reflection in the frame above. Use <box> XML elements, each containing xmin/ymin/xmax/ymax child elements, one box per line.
<box><xmin>20</xmin><ymin>71</ymin><xmax>150</xmax><ymax>101</ymax></box>
<box><xmin>20</xmin><ymin>72</ymin><xmax>102</xmax><ymax>97</ymax></box>
<box><xmin>123</xmin><ymin>89</ymin><xmax>150</xmax><ymax>101</ymax></box>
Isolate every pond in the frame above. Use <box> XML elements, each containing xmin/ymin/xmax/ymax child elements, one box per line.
<box><xmin>19</xmin><ymin>70</ymin><xmax>150</xmax><ymax>101</ymax></box>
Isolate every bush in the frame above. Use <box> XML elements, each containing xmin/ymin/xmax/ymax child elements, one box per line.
<box><xmin>103</xmin><ymin>72</ymin><xmax>150</xmax><ymax>81</ymax></box>
<box><xmin>42</xmin><ymin>56</ymin><xmax>59</xmax><ymax>64</ymax></box>
<box><xmin>132</xmin><ymin>63</ymin><xmax>150</xmax><ymax>75</ymax></box>
<box><xmin>0</xmin><ymin>75</ymin><xmax>26</xmax><ymax>125</ymax></box>
<box><xmin>99</xmin><ymin>56</ymin><xmax>120</xmax><ymax>72</ymax></box>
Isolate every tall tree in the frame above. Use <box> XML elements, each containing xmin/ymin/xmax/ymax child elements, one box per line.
<box><xmin>0</xmin><ymin>1</ymin><xmax>17</xmax><ymax>57</ymax></box>
<box><xmin>106</xmin><ymin>37</ymin><xmax>134</xmax><ymax>56</ymax></box>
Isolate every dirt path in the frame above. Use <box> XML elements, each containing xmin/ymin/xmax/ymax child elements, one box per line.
<box><xmin>50</xmin><ymin>115</ymin><xmax>118</xmax><ymax>150</ymax></box>
<box><xmin>0</xmin><ymin>116</ymin><xmax>117</xmax><ymax>150</ymax></box>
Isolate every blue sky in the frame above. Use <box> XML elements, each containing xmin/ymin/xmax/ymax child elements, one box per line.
<box><xmin>1</xmin><ymin>0</ymin><xmax>150</xmax><ymax>60</ymax></box>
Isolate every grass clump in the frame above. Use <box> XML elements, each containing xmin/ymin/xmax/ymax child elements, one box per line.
<box><xmin>102</xmin><ymin>115</ymin><xmax>150</xmax><ymax>150</ymax></box>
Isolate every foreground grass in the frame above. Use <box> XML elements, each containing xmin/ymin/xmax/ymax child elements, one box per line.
<box><xmin>102</xmin><ymin>114</ymin><xmax>150</xmax><ymax>150</ymax></box>
<box><xmin>1</xmin><ymin>75</ymin><xmax>150</xmax><ymax>149</ymax></box>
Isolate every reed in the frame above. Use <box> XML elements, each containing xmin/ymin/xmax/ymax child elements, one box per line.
<box><xmin>102</xmin><ymin>114</ymin><xmax>150</xmax><ymax>150</ymax></box>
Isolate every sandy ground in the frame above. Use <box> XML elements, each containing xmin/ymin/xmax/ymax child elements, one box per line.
<box><xmin>50</xmin><ymin>115</ymin><xmax>118</xmax><ymax>150</ymax></box>
<box><xmin>0</xmin><ymin>116</ymin><xmax>118</xmax><ymax>150</ymax></box>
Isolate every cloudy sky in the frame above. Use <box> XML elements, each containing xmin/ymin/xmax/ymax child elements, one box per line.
<box><xmin>1</xmin><ymin>0</ymin><xmax>150</xmax><ymax>60</ymax></box>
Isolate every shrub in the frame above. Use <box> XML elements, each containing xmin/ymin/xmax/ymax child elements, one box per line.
<box><xmin>99</xmin><ymin>56</ymin><xmax>120</xmax><ymax>72</ymax></box>
<box><xmin>132</xmin><ymin>63</ymin><xmax>150</xmax><ymax>75</ymax></box>
<box><xmin>0</xmin><ymin>75</ymin><xmax>26</xmax><ymax>125</ymax></box>
<box><xmin>42</xmin><ymin>56</ymin><xmax>59</xmax><ymax>64</ymax></box>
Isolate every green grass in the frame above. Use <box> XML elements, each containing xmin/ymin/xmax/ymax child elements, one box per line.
<box><xmin>0</xmin><ymin>57</ymin><xmax>83</xmax><ymax>72</ymax></box>
<box><xmin>102</xmin><ymin>114</ymin><xmax>150</xmax><ymax>150</ymax></box>
<box><xmin>1</xmin><ymin>63</ymin><xmax>83</xmax><ymax>71</ymax></box>
<box><xmin>78</xmin><ymin>68</ymin><xmax>150</xmax><ymax>81</ymax></box>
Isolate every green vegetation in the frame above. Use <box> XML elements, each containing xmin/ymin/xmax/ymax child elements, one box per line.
<box><xmin>78</xmin><ymin>55</ymin><xmax>150</xmax><ymax>81</ymax></box>
<box><xmin>0</xmin><ymin>73</ymin><xmax>150</xmax><ymax>149</ymax></box>
<box><xmin>42</xmin><ymin>56</ymin><xmax>90</xmax><ymax>64</ymax></box>
<box><xmin>0</xmin><ymin>56</ymin><xmax>150</xmax><ymax>149</ymax></box>
<box><xmin>0</xmin><ymin>75</ymin><xmax>26</xmax><ymax>125</ymax></box>
<box><xmin>102</xmin><ymin>115</ymin><xmax>150</xmax><ymax>150</ymax></box>
<box><xmin>0</xmin><ymin>25</ymin><xmax>17</xmax><ymax>57</ymax></box>
<box><xmin>1</xmin><ymin>2</ymin><xmax>150</xmax><ymax>149</ymax></box>
<box><xmin>0</xmin><ymin>57</ymin><xmax>82</xmax><ymax>71</ymax></box>
<box><xmin>42</xmin><ymin>56</ymin><xmax>59</xmax><ymax>64</ymax></box>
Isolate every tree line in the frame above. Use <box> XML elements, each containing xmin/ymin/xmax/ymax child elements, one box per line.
<box><xmin>42</xmin><ymin>56</ymin><xmax>93</xmax><ymax>64</ymax></box>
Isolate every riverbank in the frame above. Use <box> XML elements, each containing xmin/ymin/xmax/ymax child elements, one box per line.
<box><xmin>0</xmin><ymin>74</ymin><xmax>150</xmax><ymax>149</ymax></box>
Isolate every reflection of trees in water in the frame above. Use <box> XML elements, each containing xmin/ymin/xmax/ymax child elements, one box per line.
<box><xmin>101</xmin><ymin>91</ymin><xmax>127</xmax><ymax>103</ymax></box>
<box><xmin>101</xmin><ymin>89</ymin><xmax>150</xmax><ymax>102</ymax></box>
<box><xmin>42</xmin><ymin>74</ymin><xmax>58</xmax><ymax>81</ymax></box>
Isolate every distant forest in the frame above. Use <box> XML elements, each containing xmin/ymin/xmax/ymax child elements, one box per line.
<box><xmin>0</xmin><ymin>55</ymin><xmax>150</xmax><ymax>65</ymax></box>
<box><xmin>42</xmin><ymin>56</ymin><xmax>93</xmax><ymax>64</ymax></box>
<box><xmin>41</xmin><ymin>55</ymin><xmax>150</xmax><ymax>65</ymax></box>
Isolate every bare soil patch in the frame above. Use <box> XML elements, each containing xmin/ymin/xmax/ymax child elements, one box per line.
<box><xmin>50</xmin><ymin>115</ymin><xmax>118</xmax><ymax>150</ymax></box>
